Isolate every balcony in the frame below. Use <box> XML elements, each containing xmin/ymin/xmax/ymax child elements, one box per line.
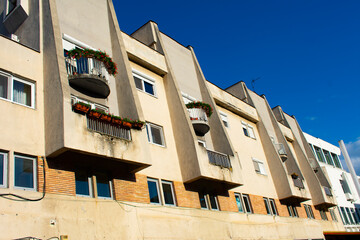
<box><xmin>292</xmin><ymin>174</ymin><xmax>305</xmax><ymax>189</ymax></box>
<box><xmin>66</xmin><ymin>56</ymin><xmax>110</xmax><ymax>98</ymax></box>
<box><xmin>187</xmin><ymin>108</ymin><xmax>210</xmax><ymax>136</ymax></box>
<box><xmin>275</xmin><ymin>143</ymin><xmax>287</xmax><ymax>161</ymax></box>
<box><xmin>324</xmin><ymin>186</ymin><xmax>332</xmax><ymax>196</ymax></box>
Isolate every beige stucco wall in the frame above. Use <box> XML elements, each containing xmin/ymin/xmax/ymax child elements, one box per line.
<box><xmin>0</xmin><ymin>192</ymin><xmax>344</xmax><ymax>240</ymax></box>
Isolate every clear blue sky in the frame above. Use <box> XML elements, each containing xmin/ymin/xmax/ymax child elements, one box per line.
<box><xmin>114</xmin><ymin>0</ymin><xmax>360</xmax><ymax>170</ymax></box>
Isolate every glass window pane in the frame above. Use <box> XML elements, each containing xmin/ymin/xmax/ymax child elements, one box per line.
<box><xmin>0</xmin><ymin>74</ymin><xmax>8</xmax><ymax>99</ymax></box>
<box><xmin>209</xmin><ymin>195</ymin><xmax>218</xmax><ymax>210</ymax></box>
<box><xmin>134</xmin><ymin>76</ymin><xmax>143</xmax><ymax>90</ymax></box>
<box><xmin>96</xmin><ymin>174</ymin><xmax>111</xmax><ymax>198</ymax></box>
<box><xmin>248</xmin><ymin>126</ymin><xmax>255</xmax><ymax>138</ymax></box>
<box><xmin>151</xmin><ymin>126</ymin><xmax>163</xmax><ymax>145</ymax></box>
<box><xmin>314</xmin><ymin>146</ymin><xmax>325</xmax><ymax>163</ymax></box>
<box><xmin>264</xmin><ymin>198</ymin><xmax>271</xmax><ymax>214</ymax></box>
<box><xmin>75</xmin><ymin>172</ymin><xmax>90</xmax><ymax>196</ymax></box>
<box><xmin>162</xmin><ymin>182</ymin><xmax>175</xmax><ymax>205</ymax></box>
<box><xmin>235</xmin><ymin>194</ymin><xmax>244</xmax><ymax>212</ymax></box>
<box><xmin>242</xmin><ymin>127</ymin><xmax>249</xmax><ymax>137</ymax></box>
<box><xmin>148</xmin><ymin>179</ymin><xmax>160</xmax><ymax>204</ymax></box>
<box><xmin>323</xmin><ymin>150</ymin><xmax>334</xmax><ymax>165</ymax></box>
<box><xmin>331</xmin><ymin>153</ymin><xmax>342</xmax><ymax>168</ymax></box>
<box><xmin>199</xmin><ymin>193</ymin><xmax>208</xmax><ymax>209</ymax></box>
<box><xmin>340</xmin><ymin>207</ymin><xmax>349</xmax><ymax>224</ymax></box>
<box><xmin>144</xmin><ymin>81</ymin><xmax>154</xmax><ymax>95</ymax></box>
<box><xmin>13</xmin><ymin>80</ymin><xmax>32</xmax><ymax>106</ymax></box>
<box><xmin>14</xmin><ymin>156</ymin><xmax>34</xmax><ymax>189</ymax></box>
<box><xmin>243</xmin><ymin>195</ymin><xmax>252</xmax><ymax>213</ymax></box>
<box><xmin>270</xmin><ymin>199</ymin><xmax>277</xmax><ymax>215</ymax></box>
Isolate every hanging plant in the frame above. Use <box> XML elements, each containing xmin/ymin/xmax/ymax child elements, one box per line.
<box><xmin>66</xmin><ymin>48</ymin><xmax>117</xmax><ymax>76</ymax></box>
<box><xmin>132</xmin><ymin>120</ymin><xmax>145</xmax><ymax>130</ymax></box>
<box><xmin>185</xmin><ymin>101</ymin><xmax>213</xmax><ymax>117</ymax></box>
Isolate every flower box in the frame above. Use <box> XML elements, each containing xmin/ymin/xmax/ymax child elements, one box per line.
<box><xmin>185</xmin><ymin>101</ymin><xmax>213</xmax><ymax>117</ymax></box>
<box><xmin>87</xmin><ymin>109</ymin><xmax>104</xmax><ymax>119</ymax></box>
<box><xmin>100</xmin><ymin>113</ymin><xmax>112</xmax><ymax>122</ymax></box>
<box><xmin>111</xmin><ymin>117</ymin><xmax>122</xmax><ymax>126</ymax></box>
<box><xmin>73</xmin><ymin>102</ymin><xmax>90</xmax><ymax>114</ymax></box>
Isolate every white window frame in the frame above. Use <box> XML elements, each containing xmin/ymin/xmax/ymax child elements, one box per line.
<box><xmin>242</xmin><ymin>194</ymin><xmax>253</xmax><ymax>214</ymax></box>
<box><xmin>161</xmin><ymin>180</ymin><xmax>176</xmax><ymax>206</ymax></box>
<box><xmin>234</xmin><ymin>193</ymin><xmax>244</xmax><ymax>213</ymax></box>
<box><xmin>219</xmin><ymin>112</ymin><xmax>229</xmax><ymax>128</ymax></box>
<box><xmin>13</xmin><ymin>154</ymin><xmax>36</xmax><ymax>191</ymax></box>
<box><xmin>252</xmin><ymin>158</ymin><xmax>267</xmax><ymax>175</ymax></box>
<box><xmin>96</xmin><ymin>175</ymin><xmax>113</xmax><ymax>200</ymax></box>
<box><xmin>199</xmin><ymin>192</ymin><xmax>209</xmax><ymax>209</ymax></box>
<box><xmin>263</xmin><ymin>197</ymin><xmax>271</xmax><ymax>215</ymax></box>
<box><xmin>241</xmin><ymin>121</ymin><xmax>256</xmax><ymax>139</ymax></box>
<box><xmin>146</xmin><ymin>122</ymin><xmax>165</xmax><ymax>147</ymax></box>
<box><xmin>0</xmin><ymin>71</ymin><xmax>35</xmax><ymax>109</ymax></box>
<box><xmin>75</xmin><ymin>171</ymin><xmax>93</xmax><ymax>198</ymax></box>
<box><xmin>199</xmin><ymin>193</ymin><xmax>219</xmax><ymax>211</ymax></box>
<box><xmin>132</xmin><ymin>69</ymin><xmax>156</xmax><ymax>97</ymax></box>
<box><xmin>147</xmin><ymin>178</ymin><xmax>162</xmax><ymax>205</ymax></box>
<box><xmin>181</xmin><ymin>92</ymin><xmax>196</xmax><ymax>104</ymax></box>
<box><xmin>0</xmin><ymin>152</ymin><xmax>8</xmax><ymax>188</ymax></box>
<box><xmin>330</xmin><ymin>208</ymin><xmax>337</xmax><ymax>222</ymax></box>
<box><xmin>269</xmin><ymin>198</ymin><xmax>278</xmax><ymax>216</ymax></box>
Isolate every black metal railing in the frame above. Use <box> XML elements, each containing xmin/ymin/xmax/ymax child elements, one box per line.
<box><xmin>87</xmin><ymin>117</ymin><xmax>131</xmax><ymax>141</ymax></box>
<box><xmin>207</xmin><ymin>150</ymin><xmax>231</xmax><ymax>169</ymax></box>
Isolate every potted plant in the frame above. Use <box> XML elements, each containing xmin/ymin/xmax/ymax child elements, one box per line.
<box><xmin>185</xmin><ymin>101</ymin><xmax>213</xmax><ymax>117</ymax></box>
<box><xmin>132</xmin><ymin>120</ymin><xmax>145</xmax><ymax>130</ymax></box>
<box><xmin>100</xmin><ymin>112</ymin><xmax>112</xmax><ymax>122</ymax></box>
<box><xmin>87</xmin><ymin>108</ymin><xmax>105</xmax><ymax>119</ymax></box>
<box><xmin>72</xmin><ymin>102</ymin><xmax>91</xmax><ymax>114</ymax></box>
<box><xmin>111</xmin><ymin>115</ymin><xmax>122</xmax><ymax>126</ymax></box>
<box><xmin>121</xmin><ymin>118</ymin><xmax>132</xmax><ymax>129</ymax></box>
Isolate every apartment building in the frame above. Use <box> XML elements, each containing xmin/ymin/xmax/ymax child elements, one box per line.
<box><xmin>305</xmin><ymin>133</ymin><xmax>360</xmax><ymax>232</ymax></box>
<box><xmin>0</xmin><ymin>0</ymin><xmax>348</xmax><ymax>239</ymax></box>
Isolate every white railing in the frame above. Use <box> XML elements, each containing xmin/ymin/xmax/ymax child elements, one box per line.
<box><xmin>65</xmin><ymin>56</ymin><xmax>107</xmax><ymax>79</ymax></box>
<box><xmin>188</xmin><ymin>108</ymin><xmax>208</xmax><ymax>122</ymax></box>
<box><xmin>207</xmin><ymin>149</ymin><xmax>231</xmax><ymax>169</ymax></box>
<box><xmin>87</xmin><ymin>117</ymin><xmax>131</xmax><ymax>141</ymax></box>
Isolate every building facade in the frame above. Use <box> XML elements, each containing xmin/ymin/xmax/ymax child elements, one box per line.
<box><xmin>305</xmin><ymin>133</ymin><xmax>360</xmax><ymax>232</ymax></box>
<box><xmin>0</xmin><ymin>0</ymin><xmax>348</xmax><ymax>239</ymax></box>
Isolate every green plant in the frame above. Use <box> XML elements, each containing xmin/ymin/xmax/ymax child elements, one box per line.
<box><xmin>185</xmin><ymin>101</ymin><xmax>213</xmax><ymax>117</ymax></box>
<box><xmin>66</xmin><ymin>48</ymin><xmax>117</xmax><ymax>75</ymax></box>
<box><xmin>75</xmin><ymin>102</ymin><xmax>91</xmax><ymax>108</ymax></box>
<box><xmin>90</xmin><ymin>108</ymin><xmax>106</xmax><ymax>114</ymax></box>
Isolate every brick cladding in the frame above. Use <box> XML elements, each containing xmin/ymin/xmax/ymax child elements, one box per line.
<box><xmin>38</xmin><ymin>157</ymin><xmax>75</xmax><ymax>196</ymax></box>
<box><xmin>113</xmin><ymin>174</ymin><xmax>150</xmax><ymax>203</ymax></box>
<box><xmin>173</xmin><ymin>181</ymin><xmax>200</xmax><ymax>208</ymax></box>
<box><xmin>275</xmin><ymin>199</ymin><xmax>289</xmax><ymax>217</ymax></box>
<box><xmin>249</xmin><ymin>194</ymin><xmax>267</xmax><ymax>215</ymax></box>
<box><xmin>297</xmin><ymin>204</ymin><xmax>308</xmax><ymax>218</ymax></box>
<box><xmin>217</xmin><ymin>191</ymin><xmax>238</xmax><ymax>212</ymax></box>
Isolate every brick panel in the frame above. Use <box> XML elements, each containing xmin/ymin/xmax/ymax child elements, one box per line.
<box><xmin>275</xmin><ymin>199</ymin><xmax>289</xmax><ymax>217</ymax></box>
<box><xmin>38</xmin><ymin>157</ymin><xmax>75</xmax><ymax>196</ymax></box>
<box><xmin>173</xmin><ymin>181</ymin><xmax>200</xmax><ymax>208</ymax></box>
<box><xmin>297</xmin><ymin>204</ymin><xmax>307</xmax><ymax>218</ymax></box>
<box><xmin>217</xmin><ymin>191</ymin><xmax>238</xmax><ymax>212</ymax></box>
<box><xmin>312</xmin><ymin>206</ymin><xmax>322</xmax><ymax>220</ymax></box>
<box><xmin>113</xmin><ymin>174</ymin><xmax>150</xmax><ymax>203</ymax></box>
<box><xmin>249</xmin><ymin>194</ymin><xmax>267</xmax><ymax>215</ymax></box>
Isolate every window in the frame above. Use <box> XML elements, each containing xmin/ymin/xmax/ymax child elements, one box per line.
<box><xmin>234</xmin><ymin>193</ymin><xmax>244</xmax><ymax>212</ymax></box>
<box><xmin>198</xmin><ymin>193</ymin><xmax>219</xmax><ymax>210</ymax></box>
<box><xmin>147</xmin><ymin>178</ymin><xmax>161</xmax><ymax>204</ymax></box>
<box><xmin>220</xmin><ymin>112</ymin><xmax>229</xmax><ymax>128</ymax></box>
<box><xmin>242</xmin><ymin>122</ymin><xmax>255</xmax><ymax>139</ymax></box>
<box><xmin>161</xmin><ymin>180</ymin><xmax>176</xmax><ymax>206</ymax></box>
<box><xmin>147</xmin><ymin>178</ymin><xmax>176</xmax><ymax>206</ymax></box>
<box><xmin>0</xmin><ymin>71</ymin><xmax>35</xmax><ymax>108</ymax></box>
<box><xmin>252</xmin><ymin>158</ymin><xmax>266</xmax><ymax>175</ymax></box>
<box><xmin>304</xmin><ymin>204</ymin><xmax>314</xmax><ymax>219</ymax></box>
<box><xmin>329</xmin><ymin>209</ymin><xmax>337</xmax><ymax>222</ymax></box>
<box><xmin>340</xmin><ymin>207</ymin><xmax>350</xmax><ymax>225</ymax></box>
<box><xmin>146</xmin><ymin>123</ymin><xmax>165</xmax><ymax>146</ymax></box>
<box><xmin>331</xmin><ymin>153</ymin><xmax>342</xmax><ymax>168</ymax></box>
<box><xmin>340</xmin><ymin>178</ymin><xmax>351</xmax><ymax>194</ymax></box>
<box><xmin>133</xmin><ymin>70</ymin><xmax>156</xmax><ymax>96</ymax></box>
<box><xmin>346</xmin><ymin>207</ymin><xmax>355</xmax><ymax>224</ymax></box>
<box><xmin>287</xmin><ymin>205</ymin><xmax>298</xmax><ymax>218</ymax></box>
<box><xmin>322</xmin><ymin>149</ymin><xmax>334</xmax><ymax>166</ymax></box>
<box><xmin>0</xmin><ymin>152</ymin><xmax>7</xmax><ymax>188</ymax></box>
<box><xmin>319</xmin><ymin>210</ymin><xmax>328</xmax><ymax>221</ymax></box>
<box><xmin>351</xmin><ymin>208</ymin><xmax>360</xmax><ymax>224</ymax></box>
<box><xmin>269</xmin><ymin>199</ymin><xmax>278</xmax><ymax>216</ymax></box>
<box><xmin>263</xmin><ymin>198</ymin><xmax>271</xmax><ymax>215</ymax></box>
<box><xmin>242</xmin><ymin>194</ymin><xmax>253</xmax><ymax>213</ymax></box>
<box><xmin>75</xmin><ymin>171</ymin><xmax>112</xmax><ymax>199</ymax></box>
<box><xmin>313</xmin><ymin>146</ymin><xmax>325</xmax><ymax>163</ymax></box>
<box><xmin>14</xmin><ymin>154</ymin><xmax>36</xmax><ymax>190</ymax></box>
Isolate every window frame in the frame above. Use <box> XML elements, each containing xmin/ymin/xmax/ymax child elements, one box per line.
<box><xmin>198</xmin><ymin>193</ymin><xmax>219</xmax><ymax>211</ymax></box>
<box><xmin>252</xmin><ymin>158</ymin><xmax>267</xmax><ymax>175</ymax></box>
<box><xmin>0</xmin><ymin>151</ymin><xmax>8</xmax><ymax>188</ymax></box>
<box><xmin>75</xmin><ymin>171</ymin><xmax>93</xmax><ymax>198</ymax></box>
<box><xmin>263</xmin><ymin>197</ymin><xmax>271</xmax><ymax>215</ymax></box>
<box><xmin>0</xmin><ymin>71</ymin><xmax>35</xmax><ymax>109</ymax></box>
<box><xmin>329</xmin><ymin>208</ymin><xmax>337</xmax><ymax>222</ymax></box>
<box><xmin>242</xmin><ymin>194</ymin><xmax>253</xmax><ymax>214</ymax></box>
<box><xmin>13</xmin><ymin>154</ymin><xmax>36</xmax><ymax>191</ymax></box>
<box><xmin>322</xmin><ymin>149</ymin><xmax>334</xmax><ymax>166</ymax></box>
<box><xmin>313</xmin><ymin>145</ymin><xmax>325</xmax><ymax>163</ymax></box>
<box><xmin>269</xmin><ymin>198</ymin><xmax>278</xmax><ymax>216</ymax></box>
<box><xmin>331</xmin><ymin>153</ymin><xmax>342</xmax><ymax>168</ymax></box>
<box><xmin>132</xmin><ymin>70</ymin><xmax>156</xmax><ymax>97</ymax></box>
<box><xmin>146</xmin><ymin>122</ymin><xmax>165</xmax><ymax>147</ymax></box>
<box><xmin>219</xmin><ymin>112</ymin><xmax>229</xmax><ymax>128</ymax></box>
<box><xmin>241</xmin><ymin>121</ymin><xmax>256</xmax><ymax>139</ymax></box>
<box><xmin>287</xmin><ymin>205</ymin><xmax>299</xmax><ymax>218</ymax></box>
<box><xmin>234</xmin><ymin>193</ymin><xmax>244</xmax><ymax>213</ymax></box>
<box><xmin>161</xmin><ymin>180</ymin><xmax>176</xmax><ymax>206</ymax></box>
<box><xmin>95</xmin><ymin>172</ymin><xmax>113</xmax><ymax>200</ymax></box>
<box><xmin>147</xmin><ymin>178</ymin><xmax>162</xmax><ymax>205</ymax></box>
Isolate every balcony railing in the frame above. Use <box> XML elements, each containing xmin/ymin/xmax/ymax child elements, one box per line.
<box><xmin>292</xmin><ymin>175</ymin><xmax>305</xmax><ymax>189</ymax></box>
<box><xmin>65</xmin><ymin>56</ymin><xmax>110</xmax><ymax>98</ymax></box>
<box><xmin>324</xmin><ymin>186</ymin><xmax>332</xmax><ymax>196</ymax></box>
<box><xmin>188</xmin><ymin>108</ymin><xmax>210</xmax><ymax>136</ymax></box>
<box><xmin>87</xmin><ymin>116</ymin><xmax>131</xmax><ymax>141</ymax></box>
<box><xmin>207</xmin><ymin>149</ymin><xmax>231</xmax><ymax>169</ymax></box>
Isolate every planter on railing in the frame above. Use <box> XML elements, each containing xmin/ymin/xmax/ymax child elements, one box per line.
<box><xmin>87</xmin><ymin>109</ymin><xmax>103</xmax><ymax>119</ymax></box>
<box><xmin>72</xmin><ymin>102</ymin><xmax>91</xmax><ymax>114</ymax></box>
<box><xmin>185</xmin><ymin>101</ymin><xmax>213</xmax><ymax>117</ymax></box>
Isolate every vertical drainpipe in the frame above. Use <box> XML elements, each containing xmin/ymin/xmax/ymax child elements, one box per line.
<box><xmin>339</xmin><ymin>140</ymin><xmax>360</xmax><ymax>198</ymax></box>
